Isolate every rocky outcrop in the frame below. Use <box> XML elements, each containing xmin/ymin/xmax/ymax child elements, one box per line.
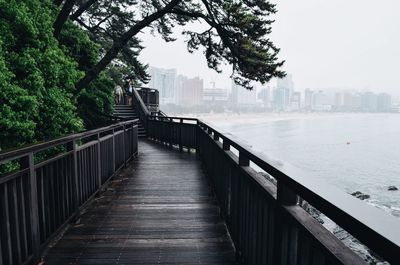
<box><xmin>351</xmin><ymin>191</ymin><xmax>370</xmax><ymax>200</ymax></box>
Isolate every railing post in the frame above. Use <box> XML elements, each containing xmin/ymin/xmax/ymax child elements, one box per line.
<box><xmin>195</xmin><ymin>122</ymin><xmax>201</xmax><ymax>155</ymax></box>
<box><xmin>97</xmin><ymin>133</ymin><xmax>102</xmax><ymax>188</ymax></box>
<box><xmin>133</xmin><ymin>122</ymin><xmax>138</xmax><ymax>155</ymax></box>
<box><xmin>223</xmin><ymin>139</ymin><xmax>230</xmax><ymax>151</ymax></box>
<box><xmin>239</xmin><ymin>152</ymin><xmax>250</xmax><ymax>167</ymax></box>
<box><xmin>21</xmin><ymin>154</ymin><xmax>40</xmax><ymax>263</ymax></box>
<box><xmin>213</xmin><ymin>133</ymin><xmax>219</xmax><ymax>141</ymax></box>
<box><xmin>67</xmin><ymin>140</ymin><xmax>80</xmax><ymax>220</ymax></box>
<box><xmin>179</xmin><ymin>119</ymin><xmax>183</xmax><ymax>152</ymax></box>
<box><xmin>275</xmin><ymin>182</ymin><xmax>299</xmax><ymax>265</ymax></box>
<box><xmin>122</xmin><ymin>124</ymin><xmax>126</xmax><ymax>166</ymax></box>
<box><xmin>169</xmin><ymin>118</ymin><xmax>173</xmax><ymax>148</ymax></box>
<box><xmin>112</xmin><ymin>129</ymin><xmax>116</xmax><ymax>172</ymax></box>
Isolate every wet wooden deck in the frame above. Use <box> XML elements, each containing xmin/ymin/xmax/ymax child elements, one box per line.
<box><xmin>44</xmin><ymin>140</ymin><xmax>236</xmax><ymax>264</ymax></box>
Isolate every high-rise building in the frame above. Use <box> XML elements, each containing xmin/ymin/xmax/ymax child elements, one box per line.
<box><xmin>274</xmin><ymin>74</ymin><xmax>294</xmax><ymax>111</ymax></box>
<box><xmin>313</xmin><ymin>90</ymin><xmax>331</xmax><ymax>111</ymax></box>
<box><xmin>352</xmin><ymin>93</ymin><xmax>362</xmax><ymax>111</ymax></box>
<box><xmin>377</xmin><ymin>93</ymin><xmax>392</xmax><ymax>112</ymax></box>
<box><xmin>304</xmin><ymin>89</ymin><xmax>314</xmax><ymax>110</ymax></box>
<box><xmin>334</xmin><ymin>92</ymin><xmax>344</xmax><ymax>109</ymax></box>
<box><xmin>290</xmin><ymin>91</ymin><xmax>301</xmax><ymax>110</ymax></box>
<box><xmin>203</xmin><ymin>88</ymin><xmax>229</xmax><ymax>105</ymax></box>
<box><xmin>277</xmin><ymin>74</ymin><xmax>294</xmax><ymax>93</ymax></box>
<box><xmin>343</xmin><ymin>92</ymin><xmax>354</xmax><ymax>110</ymax></box>
<box><xmin>231</xmin><ymin>81</ymin><xmax>257</xmax><ymax>106</ymax></box>
<box><xmin>149</xmin><ymin>67</ymin><xmax>177</xmax><ymax>105</ymax></box>
<box><xmin>361</xmin><ymin>92</ymin><xmax>378</xmax><ymax>112</ymax></box>
<box><xmin>176</xmin><ymin>76</ymin><xmax>203</xmax><ymax>107</ymax></box>
<box><xmin>258</xmin><ymin>87</ymin><xmax>271</xmax><ymax>108</ymax></box>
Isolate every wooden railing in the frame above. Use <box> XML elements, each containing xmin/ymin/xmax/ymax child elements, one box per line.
<box><xmin>132</xmin><ymin>87</ymin><xmax>149</xmax><ymax>130</ymax></box>
<box><xmin>0</xmin><ymin>120</ymin><xmax>138</xmax><ymax>265</ymax></box>
<box><xmin>146</xmin><ymin>115</ymin><xmax>400</xmax><ymax>265</ymax></box>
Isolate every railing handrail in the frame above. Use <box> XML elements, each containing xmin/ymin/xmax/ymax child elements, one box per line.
<box><xmin>0</xmin><ymin>118</ymin><xmax>139</xmax><ymax>265</ymax></box>
<box><xmin>147</xmin><ymin>114</ymin><xmax>400</xmax><ymax>263</ymax></box>
<box><xmin>0</xmin><ymin>119</ymin><xmax>138</xmax><ymax>164</ymax></box>
<box><xmin>132</xmin><ymin>87</ymin><xmax>150</xmax><ymax>116</ymax></box>
<box><xmin>196</xmin><ymin>119</ymin><xmax>400</xmax><ymax>261</ymax></box>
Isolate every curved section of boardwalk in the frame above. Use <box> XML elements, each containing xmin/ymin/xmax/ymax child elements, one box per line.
<box><xmin>44</xmin><ymin>140</ymin><xmax>236</xmax><ymax>265</ymax></box>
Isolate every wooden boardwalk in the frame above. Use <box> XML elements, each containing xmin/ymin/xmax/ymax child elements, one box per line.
<box><xmin>44</xmin><ymin>140</ymin><xmax>236</xmax><ymax>265</ymax></box>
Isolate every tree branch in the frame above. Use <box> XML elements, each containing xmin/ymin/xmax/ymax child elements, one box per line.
<box><xmin>70</xmin><ymin>0</ymin><xmax>97</xmax><ymax>21</ymax></box>
<box><xmin>54</xmin><ymin>0</ymin><xmax>77</xmax><ymax>38</ymax></box>
<box><xmin>75</xmin><ymin>0</ymin><xmax>182</xmax><ymax>93</ymax></box>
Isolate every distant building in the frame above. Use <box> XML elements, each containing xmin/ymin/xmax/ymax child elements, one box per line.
<box><xmin>149</xmin><ymin>67</ymin><xmax>177</xmax><ymax>105</ymax></box>
<box><xmin>258</xmin><ymin>87</ymin><xmax>271</xmax><ymax>108</ymax></box>
<box><xmin>377</xmin><ymin>93</ymin><xmax>392</xmax><ymax>112</ymax></box>
<box><xmin>273</xmin><ymin>74</ymin><xmax>294</xmax><ymax>111</ymax></box>
<box><xmin>203</xmin><ymin>88</ymin><xmax>229</xmax><ymax>105</ymax></box>
<box><xmin>361</xmin><ymin>92</ymin><xmax>378</xmax><ymax>112</ymax></box>
<box><xmin>290</xmin><ymin>91</ymin><xmax>301</xmax><ymax>110</ymax></box>
<box><xmin>277</xmin><ymin>74</ymin><xmax>294</xmax><ymax>93</ymax></box>
<box><xmin>334</xmin><ymin>92</ymin><xmax>344</xmax><ymax>109</ymax></box>
<box><xmin>304</xmin><ymin>89</ymin><xmax>314</xmax><ymax>110</ymax></box>
<box><xmin>343</xmin><ymin>92</ymin><xmax>354</xmax><ymax>110</ymax></box>
<box><xmin>232</xmin><ymin>81</ymin><xmax>257</xmax><ymax>106</ymax></box>
<box><xmin>176</xmin><ymin>76</ymin><xmax>203</xmax><ymax>107</ymax></box>
<box><xmin>352</xmin><ymin>93</ymin><xmax>362</xmax><ymax>111</ymax></box>
<box><xmin>313</xmin><ymin>90</ymin><xmax>331</xmax><ymax>111</ymax></box>
<box><xmin>272</xmin><ymin>87</ymin><xmax>288</xmax><ymax>111</ymax></box>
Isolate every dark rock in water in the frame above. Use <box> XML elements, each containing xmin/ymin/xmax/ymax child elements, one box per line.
<box><xmin>388</xmin><ymin>185</ymin><xmax>398</xmax><ymax>191</ymax></box>
<box><xmin>351</xmin><ymin>191</ymin><xmax>370</xmax><ymax>200</ymax></box>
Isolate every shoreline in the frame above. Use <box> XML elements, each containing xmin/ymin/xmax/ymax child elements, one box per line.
<box><xmin>177</xmin><ymin>112</ymin><xmax>399</xmax><ymax>126</ymax></box>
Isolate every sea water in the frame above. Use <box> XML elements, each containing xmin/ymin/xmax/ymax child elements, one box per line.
<box><xmin>216</xmin><ymin>113</ymin><xmax>400</xmax><ymax>217</ymax></box>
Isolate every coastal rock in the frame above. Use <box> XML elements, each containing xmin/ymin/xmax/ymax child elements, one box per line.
<box><xmin>299</xmin><ymin>200</ymin><xmax>325</xmax><ymax>224</ymax></box>
<box><xmin>351</xmin><ymin>191</ymin><xmax>370</xmax><ymax>200</ymax></box>
<box><xmin>388</xmin><ymin>185</ymin><xmax>398</xmax><ymax>191</ymax></box>
<box><xmin>258</xmin><ymin>172</ymin><xmax>277</xmax><ymax>186</ymax></box>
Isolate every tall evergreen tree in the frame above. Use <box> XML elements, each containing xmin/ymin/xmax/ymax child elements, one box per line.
<box><xmin>56</xmin><ymin>0</ymin><xmax>285</xmax><ymax>91</ymax></box>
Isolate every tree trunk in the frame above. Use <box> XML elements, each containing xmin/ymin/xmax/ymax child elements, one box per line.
<box><xmin>54</xmin><ymin>0</ymin><xmax>77</xmax><ymax>39</ymax></box>
<box><xmin>54</xmin><ymin>0</ymin><xmax>64</xmax><ymax>6</ymax></box>
<box><xmin>75</xmin><ymin>0</ymin><xmax>182</xmax><ymax>93</ymax></box>
<box><xmin>70</xmin><ymin>0</ymin><xmax>97</xmax><ymax>21</ymax></box>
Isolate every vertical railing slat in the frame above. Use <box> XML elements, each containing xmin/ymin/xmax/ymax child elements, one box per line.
<box><xmin>10</xmin><ymin>179</ymin><xmax>22</xmax><ymax>263</ymax></box>
<box><xmin>26</xmin><ymin>153</ymin><xmax>40</xmax><ymax>263</ymax></box>
<box><xmin>0</xmin><ymin>183</ymin><xmax>12</xmax><ymax>264</ymax></box>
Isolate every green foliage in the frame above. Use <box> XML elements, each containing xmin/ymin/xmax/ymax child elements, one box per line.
<box><xmin>77</xmin><ymin>73</ymin><xmax>115</xmax><ymax>129</ymax></box>
<box><xmin>59</xmin><ymin>21</ymin><xmax>100</xmax><ymax>71</ymax></box>
<box><xmin>58</xmin><ymin>21</ymin><xmax>116</xmax><ymax>129</ymax></box>
<box><xmin>0</xmin><ymin>0</ymin><xmax>83</xmax><ymax>150</ymax></box>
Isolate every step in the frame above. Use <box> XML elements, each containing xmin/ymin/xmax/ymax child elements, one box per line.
<box><xmin>114</xmin><ymin>111</ymin><xmax>137</xmax><ymax>114</ymax></box>
<box><xmin>114</xmin><ymin>115</ymin><xmax>139</xmax><ymax>119</ymax></box>
<box><xmin>115</xmin><ymin>104</ymin><xmax>132</xmax><ymax>108</ymax></box>
<box><xmin>115</xmin><ymin>109</ymin><xmax>138</xmax><ymax>114</ymax></box>
<box><xmin>114</xmin><ymin>111</ymin><xmax>136</xmax><ymax>114</ymax></box>
<box><xmin>114</xmin><ymin>112</ymin><xmax>136</xmax><ymax>116</ymax></box>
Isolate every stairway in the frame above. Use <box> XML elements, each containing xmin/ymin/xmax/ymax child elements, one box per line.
<box><xmin>114</xmin><ymin>105</ymin><xmax>147</xmax><ymax>137</ymax></box>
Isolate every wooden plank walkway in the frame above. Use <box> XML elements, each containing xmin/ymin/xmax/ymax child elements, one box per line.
<box><xmin>44</xmin><ymin>140</ymin><xmax>237</xmax><ymax>265</ymax></box>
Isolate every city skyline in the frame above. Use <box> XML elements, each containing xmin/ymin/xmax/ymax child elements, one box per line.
<box><xmin>147</xmin><ymin>66</ymin><xmax>396</xmax><ymax>113</ymax></box>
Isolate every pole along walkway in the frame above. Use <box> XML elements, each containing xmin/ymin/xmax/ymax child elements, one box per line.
<box><xmin>43</xmin><ymin>140</ymin><xmax>236</xmax><ymax>264</ymax></box>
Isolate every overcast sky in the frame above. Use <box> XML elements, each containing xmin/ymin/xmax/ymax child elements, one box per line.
<box><xmin>139</xmin><ymin>0</ymin><xmax>400</xmax><ymax>96</ymax></box>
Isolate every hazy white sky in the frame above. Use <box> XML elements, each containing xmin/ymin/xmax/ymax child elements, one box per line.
<box><xmin>139</xmin><ymin>0</ymin><xmax>400</xmax><ymax>96</ymax></box>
